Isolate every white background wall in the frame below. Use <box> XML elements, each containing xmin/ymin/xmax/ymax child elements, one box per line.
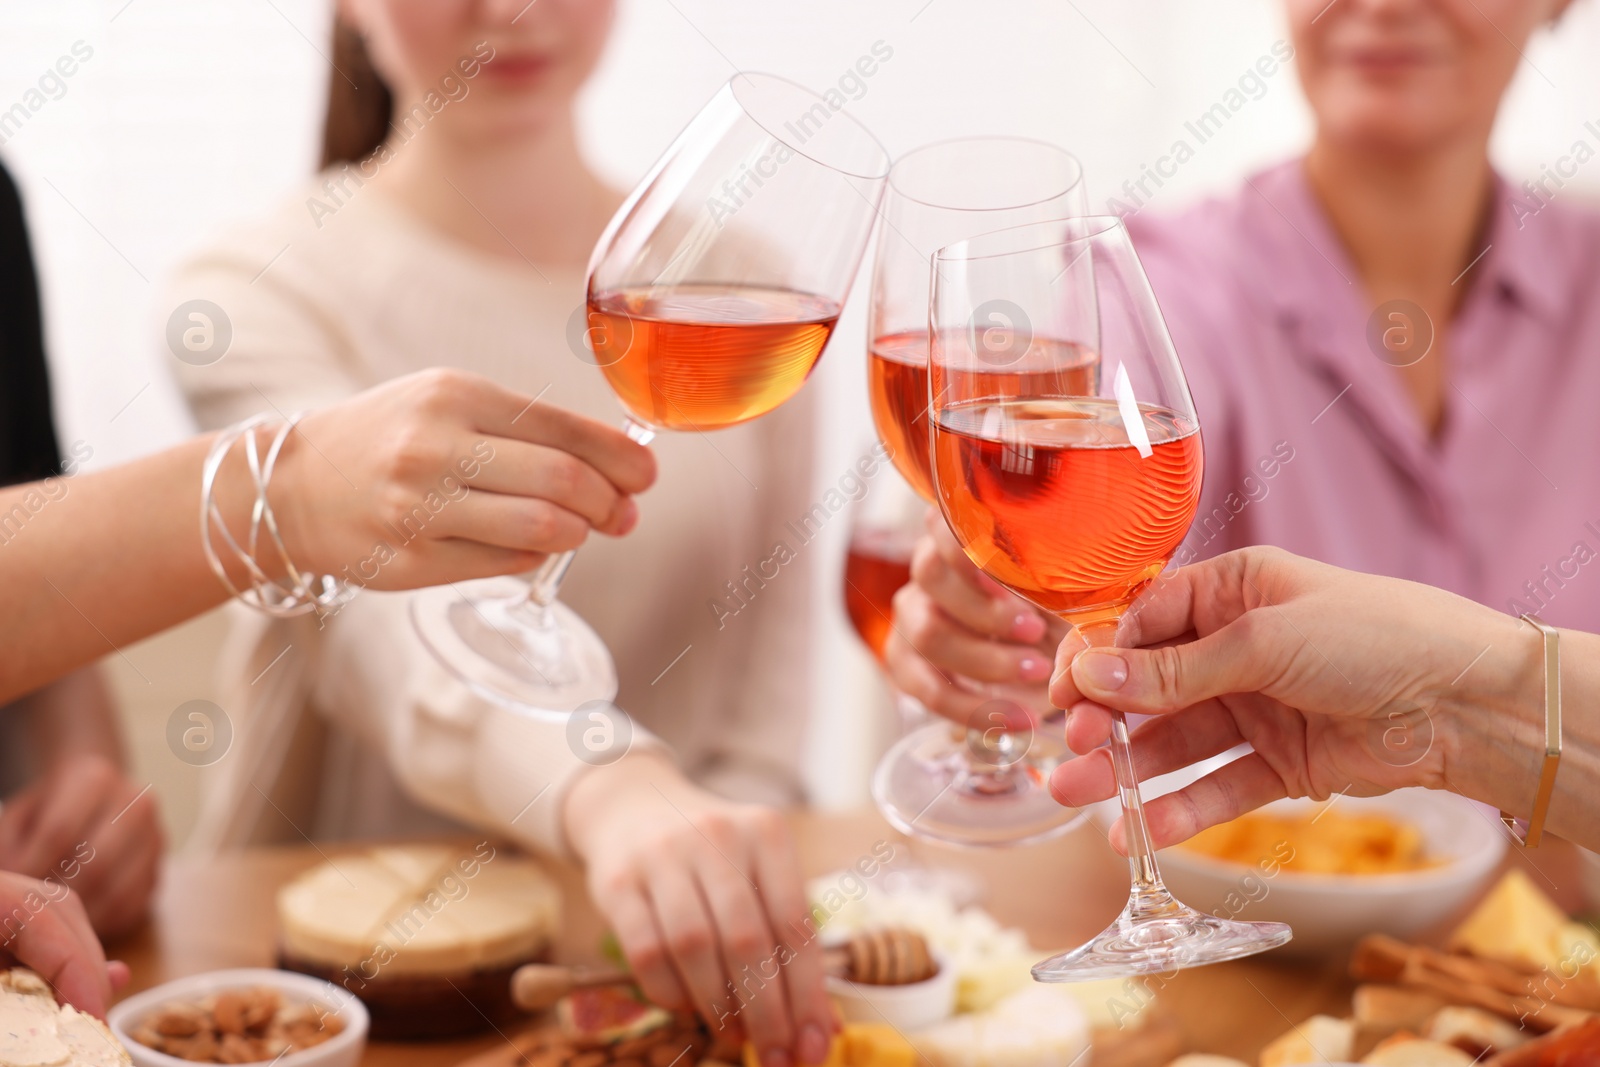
<box><xmin>2</xmin><ymin>0</ymin><xmax>1598</xmax><ymax>827</ymax></box>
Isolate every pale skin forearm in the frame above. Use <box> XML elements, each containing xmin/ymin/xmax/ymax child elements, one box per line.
<box><xmin>1438</xmin><ymin>614</ymin><xmax>1600</xmax><ymax>851</ymax></box>
<box><xmin>0</xmin><ymin>435</ymin><xmax>242</xmax><ymax>705</ymax></box>
<box><xmin>0</xmin><ymin>369</ymin><xmax>660</xmax><ymax>709</ymax></box>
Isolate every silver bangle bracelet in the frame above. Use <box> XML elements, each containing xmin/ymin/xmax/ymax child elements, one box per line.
<box><xmin>200</xmin><ymin>413</ymin><xmax>356</xmax><ymax>618</ymax></box>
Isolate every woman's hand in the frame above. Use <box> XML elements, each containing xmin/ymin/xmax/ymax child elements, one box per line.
<box><xmin>565</xmin><ymin>753</ymin><xmax>834</xmax><ymax>1067</ymax></box>
<box><xmin>1047</xmin><ymin>546</ymin><xmax>1542</xmax><ymax>853</ymax></box>
<box><xmin>883</xmin><ymin>512</ymin><xmax>1060</xmax><ymax>725</ymax></box>
<box><xmin>0</xmin><ymin>754</ymin><xmax>163</xmax><ymax>939</ymax></box>
<box><xmin>270</xmin><ymin>368</ymin><xmax>657</xmax><ymax>588</ymax></box>
<box><xmin>0</xmin><ymin>869</ymin><xmax>129</xmax><ymax>1018</ymax></box>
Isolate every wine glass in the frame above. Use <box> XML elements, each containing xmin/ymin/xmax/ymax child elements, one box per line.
<box><xmin>928</xmin><ymin>216</ymin><xmax>1292</xmax><ymax>979</ymax></box>
<box><xmin>412</xmin><ymin>73</ymin><xmax>890</xmax><ymax>715</ymax></box>
<box><xmin>864</xmin><ymin>138</ymin><xmax>1091</xmax><ymax>847</ymax></box>
<box><xmin>842</xmin><ymin>463</ymin><xmax>986</xmax><ymax>906</ymax></box>
<box><xmin>843</xmin><ymin>465</ymin><xmax>920</xmax><ymax>668</ymax></box>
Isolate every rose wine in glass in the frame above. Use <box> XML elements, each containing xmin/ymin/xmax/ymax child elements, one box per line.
<box><xmin>843</xmin><ymin>525</ymin><xmax>913</xmax><ymax>662</ymax></box>
<box><xmin>411</xmin><ymin>73</ymin><xmax>888</xmax><ymax>715</ymax></box>
<box><xmin>864</xmin><ymin>138</ymin><xmax>1093</xmax><ymax>847</ymax></box>
<box><xmin>589</xmin><ymin>284</ymin><xmax>840</xmax><ymax>431</ymax></box>
<box><xmin>868</xmin><ymin>331</ymin><xmax>1097</xmax><ymax>505</ymax></box>
<box><xmin>933</xmin><ymin>397</ymin><xmax>1201</xmax><ymax>622</ymax></box>
<box><xmin>931</xmin><ymin>216</ymin><xmax>1292</xmax><ymax>979</ymax></box>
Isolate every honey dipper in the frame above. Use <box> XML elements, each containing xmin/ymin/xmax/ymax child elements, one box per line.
<box><xmin>510</xmin><ymin>927</ymin><xmax>935</xmax><ymax>1011</ymax></box>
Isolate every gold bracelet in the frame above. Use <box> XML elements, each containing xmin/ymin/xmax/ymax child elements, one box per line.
<box><xmin>1500</xmin><ymin>613</ymin><xmax>1562</xmax><ymax>847</ymax></box>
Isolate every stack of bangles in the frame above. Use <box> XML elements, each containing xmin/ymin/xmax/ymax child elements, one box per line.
<box><xmin>200</xmin><ymin>413</ymin><xmax>357</xmax><ymax>618</ymax></box>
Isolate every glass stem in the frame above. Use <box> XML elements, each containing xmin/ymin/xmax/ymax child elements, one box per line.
<box><xmin>517</xmin><ymin>416</ymin><xmax>657</xmax><ymax>613</ymax></box>
<box><xmin>1079</xmin><ymin>619</ymin><xmax>1172</xmax><ymax>909</ymax></box>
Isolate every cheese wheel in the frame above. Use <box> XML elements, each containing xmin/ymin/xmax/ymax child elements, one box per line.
<box><xmin>277</xmin><ymin>844</ymin><xmax>559</xmax><ymax>976</ymax></box>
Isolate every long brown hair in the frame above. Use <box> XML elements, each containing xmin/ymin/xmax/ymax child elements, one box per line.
<box><xmin>320</xmin><ymin>19</ymin><xmax>393</xmax><ymax>168</ymax></box>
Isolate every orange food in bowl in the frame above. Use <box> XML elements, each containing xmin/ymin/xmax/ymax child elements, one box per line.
<box><xmin>1176</xmin><ymin>807</ymin><xmax>1435</xmax><ymax>875</ymax></box>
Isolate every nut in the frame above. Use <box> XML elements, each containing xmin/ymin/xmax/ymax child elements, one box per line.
<box><xmin>129</xmin><ymin>987</ymin><xmax>343</xmax><ymax>1063</ymax></box>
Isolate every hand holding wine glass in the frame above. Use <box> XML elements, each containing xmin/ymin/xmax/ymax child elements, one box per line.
<box><xmin>1046</xmin><ymin>545</ymin><xmax>1476</xmax><ymax>848</ymax></box>
<box><xmin>883</xmin><ymin>510</ymin><xmax>1061</xmax><ymax>722</ymax></box>
<box><xmin>928</xmin><ymin>216</ymin><xmax>1292</xmax><ymax>979</ymax></box>
<box><xmin>279</xmin><ymin>368</ymin><xmax>656</xmax><ymax>590</ymax></box>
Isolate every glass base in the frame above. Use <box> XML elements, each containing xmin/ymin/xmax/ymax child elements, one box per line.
<box><xmin>1032</xmin><ymin>893</ymin><xmax>1293</xmax><ymax>981</ymax></box>
<box><xmin>872</xmin><ymin>720</ymin><xmax>1086</xmax><ymax>847</ymax></box>
<box><xmin>410</xmin><ymin>576</ymin><xmax>617</xmax><ymax>718</ymax></box>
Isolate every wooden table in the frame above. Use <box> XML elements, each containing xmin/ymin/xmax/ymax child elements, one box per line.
<box><xmin>108</xmin><ymin>810</ymin><xmax>1582</xmax><ymax>1067</ymax></box>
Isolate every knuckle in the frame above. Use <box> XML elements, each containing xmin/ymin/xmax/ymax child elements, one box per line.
<box><xmin>746</xmin><ymin>806</ymin><xmax>787</xmax><ymax>846</ymax></box>
<box><xmin>543</xmin><ymin>452</ymin><xmax>587</xmax><ymax>501</ymax></box>
<box><xmin>691</xmin><ymin>810</ymin><xmax>737</xmax><ymax>848</ymax></box>
<box><xmin>900</xmin><ymin>603</ymin><xmax>940</xmax><ymax>648</ymax></box>
<box><xmin>416</xmin><ymin>365</ymin><xmax>471</xmax><ymax>400</ymax></box>
<box><xmin>1149</xmin><ymin>644</ymin><xmax>1187</xmax><ymax>704</ymax></box>
<box><xmin>382</xmin><ymin>424</ymin><xmax>447</xmax><ymax>487</ymax></box>
<box><xmin>76</xmin><ymin>753</ymin><xmax>118</xmax><ymax>788</ymax></box>
<box><xmin>666</xmin><ymin>924</ymin><xmax>713</xmax><ymax>960</ymax></box>
<box><xmin>626</xmin><ymin>937</ymin><xmax>669</xmax><ymax>977</ymax></box>
<box><xmin>522</xmin><ymin>503</ymin><xmax>566</xmax><ymax>548</ymax></box>
<box><xmin>908</xmin><ymin>543</ymin><xmax>943</xmax><ymax>587</ymax></box>
<box><xmin>594</xmin><ymin>867</ymin><xmax>637</xmax><ymax>902</ymax></box>
<box><xmin>890</xmin><ymin>582</ymin><xmax>924</xmax><ymax>623</ymax></box>
<box><xmin>723</xmin><ymin>924</ymin><xmax>768</xmax><ymax>961</ymax></box>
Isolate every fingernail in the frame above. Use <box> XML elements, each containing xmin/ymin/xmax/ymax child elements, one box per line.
<box><xmin>763</xmin><ymin>1048</ymin><xmax>793</xmax><ymax>1067</ymax></box>
<box><xmin>1076</xmin><ymin>650</ymin><xmax>1129</xmax><ymax>692</ymax></box>
<box><xmin>1010</xmin><ymin>611</ymin><xmax>1045</xmax><ymax>641</ymax></box>
<box><xmin>1018</xmin><ymin>655</ymin><xmax>1051</xmax><ymax>681</ymax></box>
<box><xmin>799</xmin><ymin>1025</ymin><xmax>829</xmax><ymax>1065</ymax></box>
<box><xmin>614</xmin><ymin>498</ymin><xmax>639</xmax><ymax>534</ymax></box>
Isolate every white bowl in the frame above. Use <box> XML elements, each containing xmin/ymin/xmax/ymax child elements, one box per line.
<box><xmin>1092</xmin><ymin>748</ymin><xmax>1508</xmax><ymax>956</ymax></box>
<box><xmin>825</xmin><ymin>950</ymin><xmax>957</xmax><ymax>1031</ymax></box>
<box><xmin>109</xmin><ymin>969</ymin><xmax>368</xmax><ymax>1067</ymax></box>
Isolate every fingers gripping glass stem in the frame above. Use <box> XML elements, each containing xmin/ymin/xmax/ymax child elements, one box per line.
<box><xmin>524</xmin><ymin>418</ymin><xmax>656</xmax><ymax>611</ymax></box>
<box><xmin>1082</xmin><ymin>621</ymin><xmax>1164</xmax><ymax>892</ymax></box>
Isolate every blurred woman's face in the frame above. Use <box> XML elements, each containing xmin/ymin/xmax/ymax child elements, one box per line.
<box><xmin>340</xmin><ymin>0</ymin><xmax>614</xmax><ymax>137</ymax></box>
<box><xmin>1287</xmin><ymin>0</ymin><xmax>1563</xmax><ymax>153</ymax></box>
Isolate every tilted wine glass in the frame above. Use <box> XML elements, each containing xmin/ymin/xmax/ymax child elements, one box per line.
<box><xmin>412</xmin><ymin>72</ymin><xmax>890</xmax><ymax>716</ymax></box>
<box><xmin>864</xmin><ymin>137</ymin><xmax>1092</xmax><ymax>846</ymax></box>
<box><xmin>929</xmin><ymin>216</ymin><xmax>1293</xmax><ymax>979</ymax></box>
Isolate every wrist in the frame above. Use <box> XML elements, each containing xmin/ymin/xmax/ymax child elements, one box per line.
<box><xmin>562</xmin><ymin>749</ymin><xmax>683</xmax><ymax>861</ymax></box>
<box><xmin>206</xmin><ymin>423</ymin><xmax>299</xmax><ymax>585</ymax></box>
<box><xmin>1433</xmin><ymin>609</ymin><xmax>1547</xmax><ymax>816</ymax></box>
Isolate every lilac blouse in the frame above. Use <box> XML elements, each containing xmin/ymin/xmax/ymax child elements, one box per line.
<box><xmin>1130</xmin><ymin>160</ymin><xmax>1600</xmax><ymax>630</ymax></box>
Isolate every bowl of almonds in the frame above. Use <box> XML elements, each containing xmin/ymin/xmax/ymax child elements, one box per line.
<box><xmin>108</xmin><ymin>969</ymin><xmax>368</xmax><ymax>1067</ymax></box>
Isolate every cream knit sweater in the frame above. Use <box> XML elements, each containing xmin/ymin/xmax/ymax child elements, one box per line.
<box><xmin>168</xmin><ymin>175</ymin><xmax>816</xmax><ymax>856</ymax></box>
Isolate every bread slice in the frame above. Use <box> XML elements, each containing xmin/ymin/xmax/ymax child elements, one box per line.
<box><xmin>1362</xmin><ymin>1034</ymin><xmax>1475</xmax><ymax>1067</ymax></box>
<box><xmin>1422</xmin><ymin>1007</ymin><xmax>1530</xmax><ymax>1059</ymax></box>
<box><xmin>0</xmin><ymin>969</ymin><xmax>130</xmax><ymax>1067</ymax></box>
<box><xmin>1353</xmin><ymin>987</ymin><xmax>1451</xmax><ymax>1035</ymax></box>
<box><xmin>1167</xmin><ymin>1055</ymin><xmax>1251</xmax><ymax>1067</ymax></box>
<box><xmin>1259</xmin><ymin>1015</ymin><xmax>1355</xmax><ymax>1067</ymax></box>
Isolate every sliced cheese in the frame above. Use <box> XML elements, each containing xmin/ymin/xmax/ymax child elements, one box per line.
<box><xmin>1448</xmin><ymin>870</ymin><xmax>1569</xmax><ymax>971</ymax></box>
<box><xmin>912</xmin><ymin>983</ymin><xmax>1089</xmax><ymax>1067</ymax></box>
